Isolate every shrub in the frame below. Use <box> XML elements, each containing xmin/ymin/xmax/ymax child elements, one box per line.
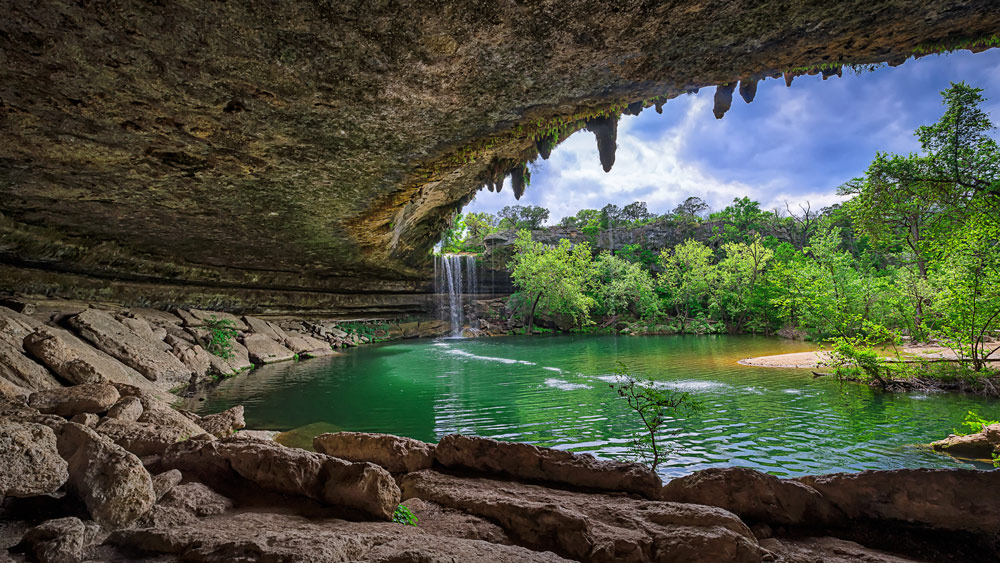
<box><xmin>204</xmin><ymin>316</ymin><xmax>238</xmax><ymax>360</ymax></box>
<box><xmin>393</xmin><ymin>504</ymin><xmax>418</xmax><ymax>526</ymax></box>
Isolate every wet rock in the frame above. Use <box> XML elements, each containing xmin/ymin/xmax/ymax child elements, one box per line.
<box><xmin>0</xmin><ymin>422</ymin><xmax>68</xmax><ymax>497</ymax></box>
<box><xmin>713</xmin><ymin>83</ymin><xmax>736</xmax><ymax>118</ymax></box>
<box><xmin>585</xmin><ymin>116</ymin><xmax>618</xmax><ymax>172</ymax></box>
<box><xmin>435</xmin><ymin>434</ymin><xmax>662</xmax><ymax>499</ymax></box>
<box><xmin>401</xmin><ymin>470</ymin><xmax>762</xmax><ymax>563</ymax></box>
<box><xmin>314</xmin><ymin>431</ymin><xmax>435</xmax><ymax>473</ymax></box>
<box><xmin>151</xmin><ymin>469</ymin><xmax>183</xmax><ymax>501</ymax></box>
<box><xmin>242</xmin><ymin>333</ymin><xmax>295</xmax><ymax>364</ymax></box>
<box><xmin>22</xmin><ymin>326</ymin><xmax>154</xmax><ymax>390</ymax></box>
<box><xmin>18</xmin><ymin>517</ymin><xmax>90</xmax><ymax>563</ymax></box>
<box><xmin>661</xmin><ymin>467</ymin><xmax>833</xmax><ymax>526</ymax></box>
<box><xmin>930</xmin><ymin>424</ymin><xmax>1000</xmax><ymax>458</ymax></box>
<box><xmin>797</xmin><ymin>468</ymin><xmax>1000</xmax><ymax>540</ymax></box>
<box><xmin>160</xmin><ymin>482</ymin><xmax>233</xmax><ymax>516</ymax></box>
<box><xmin>57</xmin><ymin>423</ymin><xmax>156</xmax><ymax>529</ymax></box>
<box><xmin>197</xmin><ymin>405</ymin><xmax>246</xmax><ymax>438</ymax></box>
<box><xmin>162</xmin><ymin>438</ymin><xmax>400</xmax><ymax>520</ymax></box>
<box><xmin>67</xmin><ymin>308</ymin><xmax>192</xmax><ymax>387</ymax></box>
<box><xmin>29</xmin><ymin>383</ymin><xmax>120</xmax><ymax>417</ymax></box>
<box><xmin>109</xmin><ymin>511</ymin><xmax>572</xmax><ymax>562</ymax></box>
<box><xmin>106</xmin><ymin>395</ymin><xmax>143</xmax><ymax>422</ymax></box>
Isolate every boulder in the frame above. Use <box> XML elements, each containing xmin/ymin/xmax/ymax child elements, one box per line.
<box><xmin>242</xmin><ymin>333</ymin><xmax>296</xmax><ymax>364</ymax></box>
<box><xmin>661</xmin><ymin>467</ymin><xmax>834</xmax><ymax>526</ymax></box>
<box><xmin>118</xmin><ymin>314</ymin><xmax>156</xmax><ymax>341</ymax></box>
<box><xmin>0</xmin><ymin>305</ymin><xmax>43</xmax><ymax>349</ymax></box>
<box><xmin>29</xmin><ymin>383</ymin><xmax>120</xmax><ymax>417</ymax></box>
<box><xmin>0</xmin><ymin>338</ymin><xmax>63</xmax><ymax>394</ymax></box>
<box><xmin>159</xmin><ymin>482</ymin><xmax>233</xmax><ymax>516</ymax></box>
<box><xmin>284</xmin><ymin>333</ymin><xmax>336</xmax><ymax>357</ymax></box>
<box><xmin>401</xmin><ymin>497</ymin><xmax>513</xmax><ymax>545</ymax></box>
<box><xmin>57</xmin><ymin>423</ymin><xmax>156</xmax><ymax>529</ymax></box>
<box><xmin>189</xmin><ymin>309</ymin><xmax>249</xmax><ymax>331</ymax></box>
<box><xmin>762</xmin><ymin>536</ymin><xmax>924</xmax><ymax>563</ymax></box>
<box><xmin>797</xmin><ymin>469</ymin><xmax>1000</xmax><ymax>540</ymax></box>
<box><xmin>197</xmin><ymin>405</ymin><xmax>246</xmax><ymax>438</ymax></box>
<box><xmin>17</xmin><ymin>517</ymin><xmax>94</xmax><ymax>563</ymax></box>
<box><xmin>22</xmin><ymin>326</ymin><xmax>154</xmax><ymax>390</ymax></box>
<box><xmin>174</xmin><ymin>309</ymin><xmax>202</xmax><ymax>327</ymax></box>
<box><xmin>0</xmin><ymin>422</ymin><xmax>68</xmax><ymax>497</ymax></box>
<box><xmin>171</xmin><ymin>343</ymin><xmax>213</xmax><ymax>378</ymax></box>
<box><xmin>401</xmin><ymin>470</ymin><xmax>762</xmax><ymax>563</ymax></box>
<box><xmin>930</xmin><ymin>424</ymin><xmax>1000</xmax><ymax>459</ymax></box>
<box><xmin>314</xmin><ymin>432</ymin><xmax>435</xmax><ymax>473</ymax></box>
<box><xmin>162</xmin><ymin>438</ymin><xmax>399</xmax><ymax>520</ymax></box>
<box><xmin>109</xmin><ymin>511</ymin><xmax>573</xmax><ymax>562</ymax></box>
<box><xmin>435</xmin><ymin>434</ymin><xmax>662</xmax><ymax>499</ymax></box>
<box><xmin>69</xmin><ymin>412</ymin><xmax>98</xmax><ymax>427</ymax></box>
<box><xmin>243</xmin><ymin>315</ymin><xmax>288</xmax><ymax>341</ymax></box>
<box><xmin>106</xmin><ymin>395</ymin><xmax>143</xmax><ymax>422</ymax></box>
<box><xmin>95</xmin><ymin>418</ymin><xmax>197</xmax><ymax>457</ymax></box>
<box><xmin>67</xmin><ymin>308</ymin><xmax>192</xmax><ymax>387</ymax></box>
<box><xmin>151</xmin><ymin>469</ymin><xmax>183</xmax><ymax>501</ymax></box>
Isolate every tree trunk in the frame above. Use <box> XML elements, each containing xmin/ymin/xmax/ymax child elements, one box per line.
<box><xmin>526</xmin><ymin>292</ymin><xmax>542</xmax><ymax>335</ymax></box>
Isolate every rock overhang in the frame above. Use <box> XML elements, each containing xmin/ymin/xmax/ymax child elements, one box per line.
<box><xmin>1</xmin><ymin>0</ymin><xmax>998</xmax><ymax>311</ymax></box>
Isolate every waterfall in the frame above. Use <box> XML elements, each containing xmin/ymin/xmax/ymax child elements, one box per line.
<box><xmin>435</xmin><ymin>254</ymin><xmax>476</xmax><ymax>337</ymax></box>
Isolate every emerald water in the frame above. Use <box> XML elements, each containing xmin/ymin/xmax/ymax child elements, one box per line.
<box><xmin>189</xmin><ymin>334</ymin><xmax>997</xmax><ymax>479</ymax></box>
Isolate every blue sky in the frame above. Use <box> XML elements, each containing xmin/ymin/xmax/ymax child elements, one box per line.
<box><xmin>464</xmin><ymin>49</ymin><xmax>1000</xmax><ymax>223</ymax></box>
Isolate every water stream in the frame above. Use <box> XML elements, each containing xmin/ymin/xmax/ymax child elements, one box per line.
<box><xmin>188</xmin><ymin>334</ymin><xmax>998</xmax><ymax>479</ymax></box>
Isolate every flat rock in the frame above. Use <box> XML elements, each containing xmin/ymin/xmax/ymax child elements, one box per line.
<box><xmin>22</xmin><ymin>325</ymin><xmax>155</xmax><ymax>391</ymax></box>
<box><xmin>95</xmin><ymin>418</ymin><xmax>194</xmax><ymax>457</ymax></box>
<box><xmin>189</xmin><ymin>309</ymin><xmax>249</xmax><ymax>331</ymax></box>
<box><xmin>401</xmin><ymin>497</ymin><xmax>513</xmax><ymax>545</ymax></box>
<box><xmin>284</xmin><ymin>333</ymin><xmax>336</xmax><ymax>357</ymax></box>
<box><xmin>763</xmin><ymin>536</ymin><xmax>924</xmax><ymax>563</ymax></box>
<box><xmin>0</xmin><ymin>338</ymin><xmax>63</xmax><ymax>395</ymax></box>
<box><xmin>243</xmin><ymin>316</ymin><xmax>287</xmax><ymax>341</ymax></box>
<box><xmin>401</xmin><ymin>469</ymin><xmax>761</xmax><ymax>563</ymax></box>
<box><xmin>29</xmin><ymin>383</ymin><xmax>120</xmax><ymax>417</ymax></box>
<box><xmin>118</xmin><ymin>314</ymin><xmax>156</xmax><ymax>342</ymax></box>
<box><xmin>0</xmin><ymin>422</ymin><xmax>68</xmax><ymax>497</ymax></box>
<box><xmin>108</xmin><ymin>511</ymin><xmax>572</xmax><ymax>562</ymax></box>
<box><xmin>159</xmin><ymin>482</ymin><xmax>233</xmax><ymax>516</ymax></box>
<box><xmin>68</xmin><ymin>308</ymin><xmax>191</xmax><ymax>387</ymax></box>
<box><xmin>197</xmin><ymin>405</ymin><xmax>246</xmax><ymax>438</ymax></box>
<box><xmin>314</xmin><ymin>431</ymin><xmax>434</xmax><ymax>473</ymax></box>
<box><xmin>435</xmin><ymin>434</ymin><xmax>662</xmax><ymax>499</ymax></box>
<box><xmin>242</xmin><ymin>333</ymin><xmax>296</xmax><ymax>364</ymax></box>
<box><xmin>661</xmin><ymin>467</ymin><xmax>834</xmax><ymax>526</ymax></box>
<box><xmin>0</xmin><ymin>305</ymin><xmax>43</xmax><ymax>350</ymax></box>
<box><xmin>57</xmin><ymin>423</ymin><xmax>156</xmax><ymax>529</ymax></box>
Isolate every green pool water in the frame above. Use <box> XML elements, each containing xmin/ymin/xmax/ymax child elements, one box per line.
<box><xmin>188</xmin><ymin>334</ymin><xmax>998</xmax><ymax>479</ymax></box>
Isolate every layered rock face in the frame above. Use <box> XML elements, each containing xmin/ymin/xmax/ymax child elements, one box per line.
<box><xmin>2</xmin><ymin>2</ymin><xmax>999</xmax><ymax>310</ymax></box>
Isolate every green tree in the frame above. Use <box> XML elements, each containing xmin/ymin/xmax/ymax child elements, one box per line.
<box><xmin>714</xmin><ymin>234</ymin><xmax>774</xmax><ymax>332</ymax></box>
<box><xmin>658</xmin><ymin>239</ymin><xmax>716</xmax><ymax>330</ymax></box>
<box><xmin>509</xmin><ymin>231</ymin><xmax>596</xmax><ymax>333</ymax></box>
<box><xmin>593</xmin><ymin>252</ymin><xmax>660</xmax><ymax>319</ymax></box>
<box><xmin>498</xmin><ymin>205</ymin><xmax>550</xmax><ymax>231</ymax></box>
<box><xmin>463</xmin><ymin>212</ymin><xmax>499</xmax><ymax>242</ymax></box>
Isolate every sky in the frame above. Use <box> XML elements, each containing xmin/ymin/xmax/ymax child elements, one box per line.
<box><xmin>463</xmin><ymin>49</ymin><xmax>1000</xmax><ymax>224</ymax></box>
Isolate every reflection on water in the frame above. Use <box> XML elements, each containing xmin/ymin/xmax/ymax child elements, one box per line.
<box><xmin>186</xmin><ymin>334</ymin><xmax>998</xmax><ymax>479</ymax></box>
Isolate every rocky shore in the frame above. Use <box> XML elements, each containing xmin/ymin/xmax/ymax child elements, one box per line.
<box><xmin>1</xmin><ymin>298</ymin><xmax>999</xmax><ymax>562</ymax></box>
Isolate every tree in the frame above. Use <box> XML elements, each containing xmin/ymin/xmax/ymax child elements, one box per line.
<box><xmin>658</xmin><ymin>239</ymin><xmax>716</xmax><ymax>330</ymax></box>
<box><xmin>622</xmin><ymin>201</ymin><xmax>653</xmax><ymax>223</ymax></box>
<box><xmin>463</xmin><ymin>212</ymin><xmax>499</xmax><ymax>242</ymax></box>
<box><xmin>599</xmin><ymin>203</ymin><xmax>624</xmax><ymax>229</ymax></box>
<box><xmin>593</xmin><ymin>252</ymin><xmax>660</xmax><ymax>319</ymax></box>
<box><xmin>439</xmin><ymin>213</ymin><xmax>467</xmax><ymax>253</ymax></box>
<box><xmin>714</xmin><ymin>234</ymin><xmax>774</xmax><ymax>332</ymax></box>
<box><xmin>710</xmin><ymin>197</ymin><xmax>771</xmax><ymax>244</ymax></box>
<box><xmin>672</xmin><ymin>197</ymin><xmax>710</xmax><ymax>220</ymax></box>
<box><xmin>498</xmin><ymin>205</ymin><xmax>550</xmax><ymax>231</ymax></box>
<box><xmin>509</xmin><ymin>231</ymin><xmax>596</xmax><ymax>333</ymax></box>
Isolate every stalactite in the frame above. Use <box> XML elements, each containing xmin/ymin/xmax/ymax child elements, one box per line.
<box><xmin>536</xmin><ymin>135</ymin><xmax>555</xmax><ymax>160</ymax></box>
<box><xmin>625</xmin><ymin>101</ymin><xmax>644</xmax><ymax>116</ymax></box>
<box><xmin>821</xmin><ymin>65</ymin><xmax>843</xmax><ymax>79</ymax></box>
<box><xmin>738</xmin><ymin>78</ymin><xmax>758</xmax><ymax>103</ymax></box>
<box><xmin>585</xmin><ymin>115</ymin><xmax>618</xmax><ymax>173</ymax></box>
<box><xmin>654</xmin><ymin>99</ymin><xmax>665</xmax><ymax>114</ymax></box>
<box><xmin>713</xmin><ymin>83</ymin><xmax>736</xmax><ymax>119</ymax></box>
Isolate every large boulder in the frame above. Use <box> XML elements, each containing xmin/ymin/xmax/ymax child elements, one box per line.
<box><xmin>22</xmin><ymin>326</ymin><xmax>155</xmax><ymax>390</ymax></box>
<box><xmin>109</xmin><ymin>511</ymin><xmax>573</xmax><ymax>562</ymax></box>
<box><xmin>57</xmin><ymin>423</ymin><xmax>156</xmax><ymax>529</ymax></box>
<box><xmin>243</xmin><ymin>316</ymin><xmax>288</xmax><ymax>342</ymax></box>
<box><xmin>661</xmin><ymin>467</ymin><xmax>834</xmax><ymax>526</ymax></box>
<box><xmin>197</xmin><ymin>405</ymin><xmax>246</xmax><ymax>438</ymax></box>
<box><xmin>105</xmin><ymin>395</ymin><xmax>144</xmax><ymax>422</ymax></box>
<box><xmin>401</xmin><ymin>470</ymin><xmax>762</xmax><ymax>563</ymax></box>
<box><xmin>314</xmin><ymin>432</ymin><xmax>435</xmax><ymax>473</ymax></box>
<box><xmin>28</xmin><ymin>383</ymin><xmax>120</xmax><ymax>417</ymax></box>
<box><xmin>17</xmin><ymin>517</ymin><xmax>97</xmax><ymax>563</ymax></box>
<box><xmin>242</xmin><ymin>333</ymin><xmax>296</xmax><ymax>364</ymax></box>
<box><xmin>95</xmin><ymin>418</ymin><xmax>197</xmax><ymax>457</ymax></box>
<box><xmin>0</xmin><ymin>422</ymin><xmax>68</xmax><ymax>497</ymax></box>
<box><xmin>67</xmin><ymin>308</ymin><xmax>192</xmax><ymax>387</ymax></box>
<box><xmin>0</xmin><ymin>338</ymin><xmax>63</xmax><ymax>395</ymax></box>
<box><xmin>435</xmin><ymin>434</ymin><xmax>662</xmax><ymax>499</ymax></box>
<box><xmin>162</xmin><ymin>438</ymin><xmax>400</xmax><ymax>520</ymax></box>
<box><xmin>930</xmin><ymin>424</ymin><xmax>1000</xmax><ymax>459</ymax></box>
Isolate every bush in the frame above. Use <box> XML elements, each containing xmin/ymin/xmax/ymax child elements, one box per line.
<box><xmin>204</xmin><ymin>317</ymin><xmax>238</xmax><ymax>360</ymax></box>
<box><xmin>393</xmin><ymin>504</ymin><xmax>418</xmax><ymax>526</ymax></box>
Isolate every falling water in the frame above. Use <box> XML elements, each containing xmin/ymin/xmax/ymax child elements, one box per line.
<box><xmin>435</xmin><ymin>254</ymin><xmax>477</xmax><ymax>337</ymax></box>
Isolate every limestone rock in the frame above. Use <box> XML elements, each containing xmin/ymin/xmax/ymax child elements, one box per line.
<box><xmin>22</xmin><ymin>325</ymin><xmax>153</xmax><ymax>390</ymax></box>
<box><xmin>95</xmin><ymin>417</ymin><xmax>194</xmax><ymax>457</ymax></box>
<box><xmin>172</xmin><ymin>343</ymin><xmax>213</xmax><ymax>379</ymax></box>
<box><xmin>18</xmin><ymin>517</ymin><xmax>89</xmax><ymax>563</ymax></box>
<box><xmin>435</xmin><ymin>434</ymin><xmax>662</xmax><ymax>499</ymax></box>
<box><xmin>118</xmin><ymin>314</ymin><xmax>156</xmax><ymax>341</ymax></box>
<box><xmin>160</xmin><ymin>482</ymin><xmax>233</xmax><ymax>516</ymax></box>
<box><xmin>930</xmin><ymin>424</ymin><xmax>1000</xmax><ymax>458</ymax></box>
<box><xmin>0</xmin><ymin>305</ymin><xmax>42</xmax><ymax>350</ymax></box>
<box><xmin>188</xmin><ymin>309</ymin><xmax>249</xmax><ymax>331</ymax></box>
<box><xmin>0</xmin><ymin>338</ymin><xmax>63</xmax><ymax>395</ymax></box>
<box><xmin>67</xmin><ymin>308</ymin><xmax>192</xmax><ymax>387</ymax></box>
<box><xmin>57</xmin><ymin>423</ymin><xmax>156</xmax><ymax>529</ymax></box>
<box><xmin>284</xmin><ymin>333</ymin><xmax>336</xmax><ymax>357</ymax></box>
<box><xmin>762</xmin><ymin>536</ymin><xmax>924</xmax><ymax>563</ymax></box>
<box><xmin>69</xmin><ymin>412</ymin><xmax>98</xmax><ymax>427</ymax></box>
<box><xmin>242</xmin><ymin>333</ymin><xmax>296</xmax><ymax>364</ymax></box>
<box><xmin>322</xmin><ymin>456</ymin><xmax>401</xmax><ymax>521</ymax></box>
<box><xmin>243</xmin><ymin>316</ymin><xmax>288</xmax><ymax>341</ymax></box>
<box><xmin>401</xmin><ymin>470</ymin><xmax>762</xmax><ymax>563</ymax></box>
<box><xmin>109</xmin><ymin>511</ymin><xmax>573</xmax><ymax>562</ymax></box>
<box><xmin>402</xmin><ymin>497</ymin><xmax>512</xmax><ymax>545</ymax></box>
<box><xmin>29</xmin><ymin>383</ymin><xmax>120</xmax><ymax>417</ymax></box>
<box><xmin>314</xmin><ymin>431</ymin><xmax>435</xmax><ymax>473</ymax></box>
<box><xmin>106</xmin><ymin>395</ymin><xmax>143</xmax><ymax>422</ymax></box>
<box><xmin>151</xmin><ymin>469</ymin><xmax>183</xmax><ymax>501</ymax></box>
<box><xmin>661</xmin><ymin>467</ymin><xmax>834</xmax><ymax>526</ymax></box>
<box><xmin>197</xmin><ymin>405</ymin><xmax>246</xmax><ymax>438</ymax></box>
<box><xmin>0</xmin><ymin>422</ymin><xmax>68</xmax><ymax>497</ymax></box>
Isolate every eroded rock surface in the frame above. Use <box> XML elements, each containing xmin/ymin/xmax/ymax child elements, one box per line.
<box><xmin>28</xmin><ymin>383</ymin><xmax>120</xmax><ymax>417</ymax></box>
<box><xmin>197</xmin><ymin>405</ymin><xmax>246</xmax><ymax>438</ymax></box>
<box><xmin>314</xmin><ymin>431</ymin><xmax>435</xmax><ymax>473</ymax></box>
<box><xmin>243</xmin><ymin>333</ymin><xmax>296</xmax><ymax>364</ymax></box>
<box><xmin>0</xmin><ymin>422</ymin><xmax>68</xmax><ymax>497</ymax></box>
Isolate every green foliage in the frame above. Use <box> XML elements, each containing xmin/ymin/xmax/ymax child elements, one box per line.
<box><xmin>392</xmin><ymin>504</ymin><xmax>418</xmax><ymax>526</ymax></box>
<box><xmin>204</xmin><ymin>316</ymin><xmax>238</xmax><ymax>360</ymax></box>
<box><xmin>339</xmin><ymin>321</ymin><xmax>391</xmax><ymax>343</ymax></box>
<box><xmin>498</xmin><ymin>205</ymin><xmax>549</xmax><ymax>231</ymax></box>
<box><xmin>509</xmin><ymin>231</ymin><xmax>596</xmax><ymax>333</ymax></box>
<box><xmin>610</xmin><ymin>363</ymin><xmax>702</xmax><ymax>470</ymax></box>
<box><xmin>912</xmin><ymin>34</ymin><xmax>1000</xmax><ymax>55</ymax></box>
<box><xmin>593</xmin><ymin>252</ymin><xmax>660</xmax><ymax>319</ymax></box>
<box><xmin>956</xmin><ymin>410</ymin><xmax>999</xmax><ymax>436</ymax></box>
